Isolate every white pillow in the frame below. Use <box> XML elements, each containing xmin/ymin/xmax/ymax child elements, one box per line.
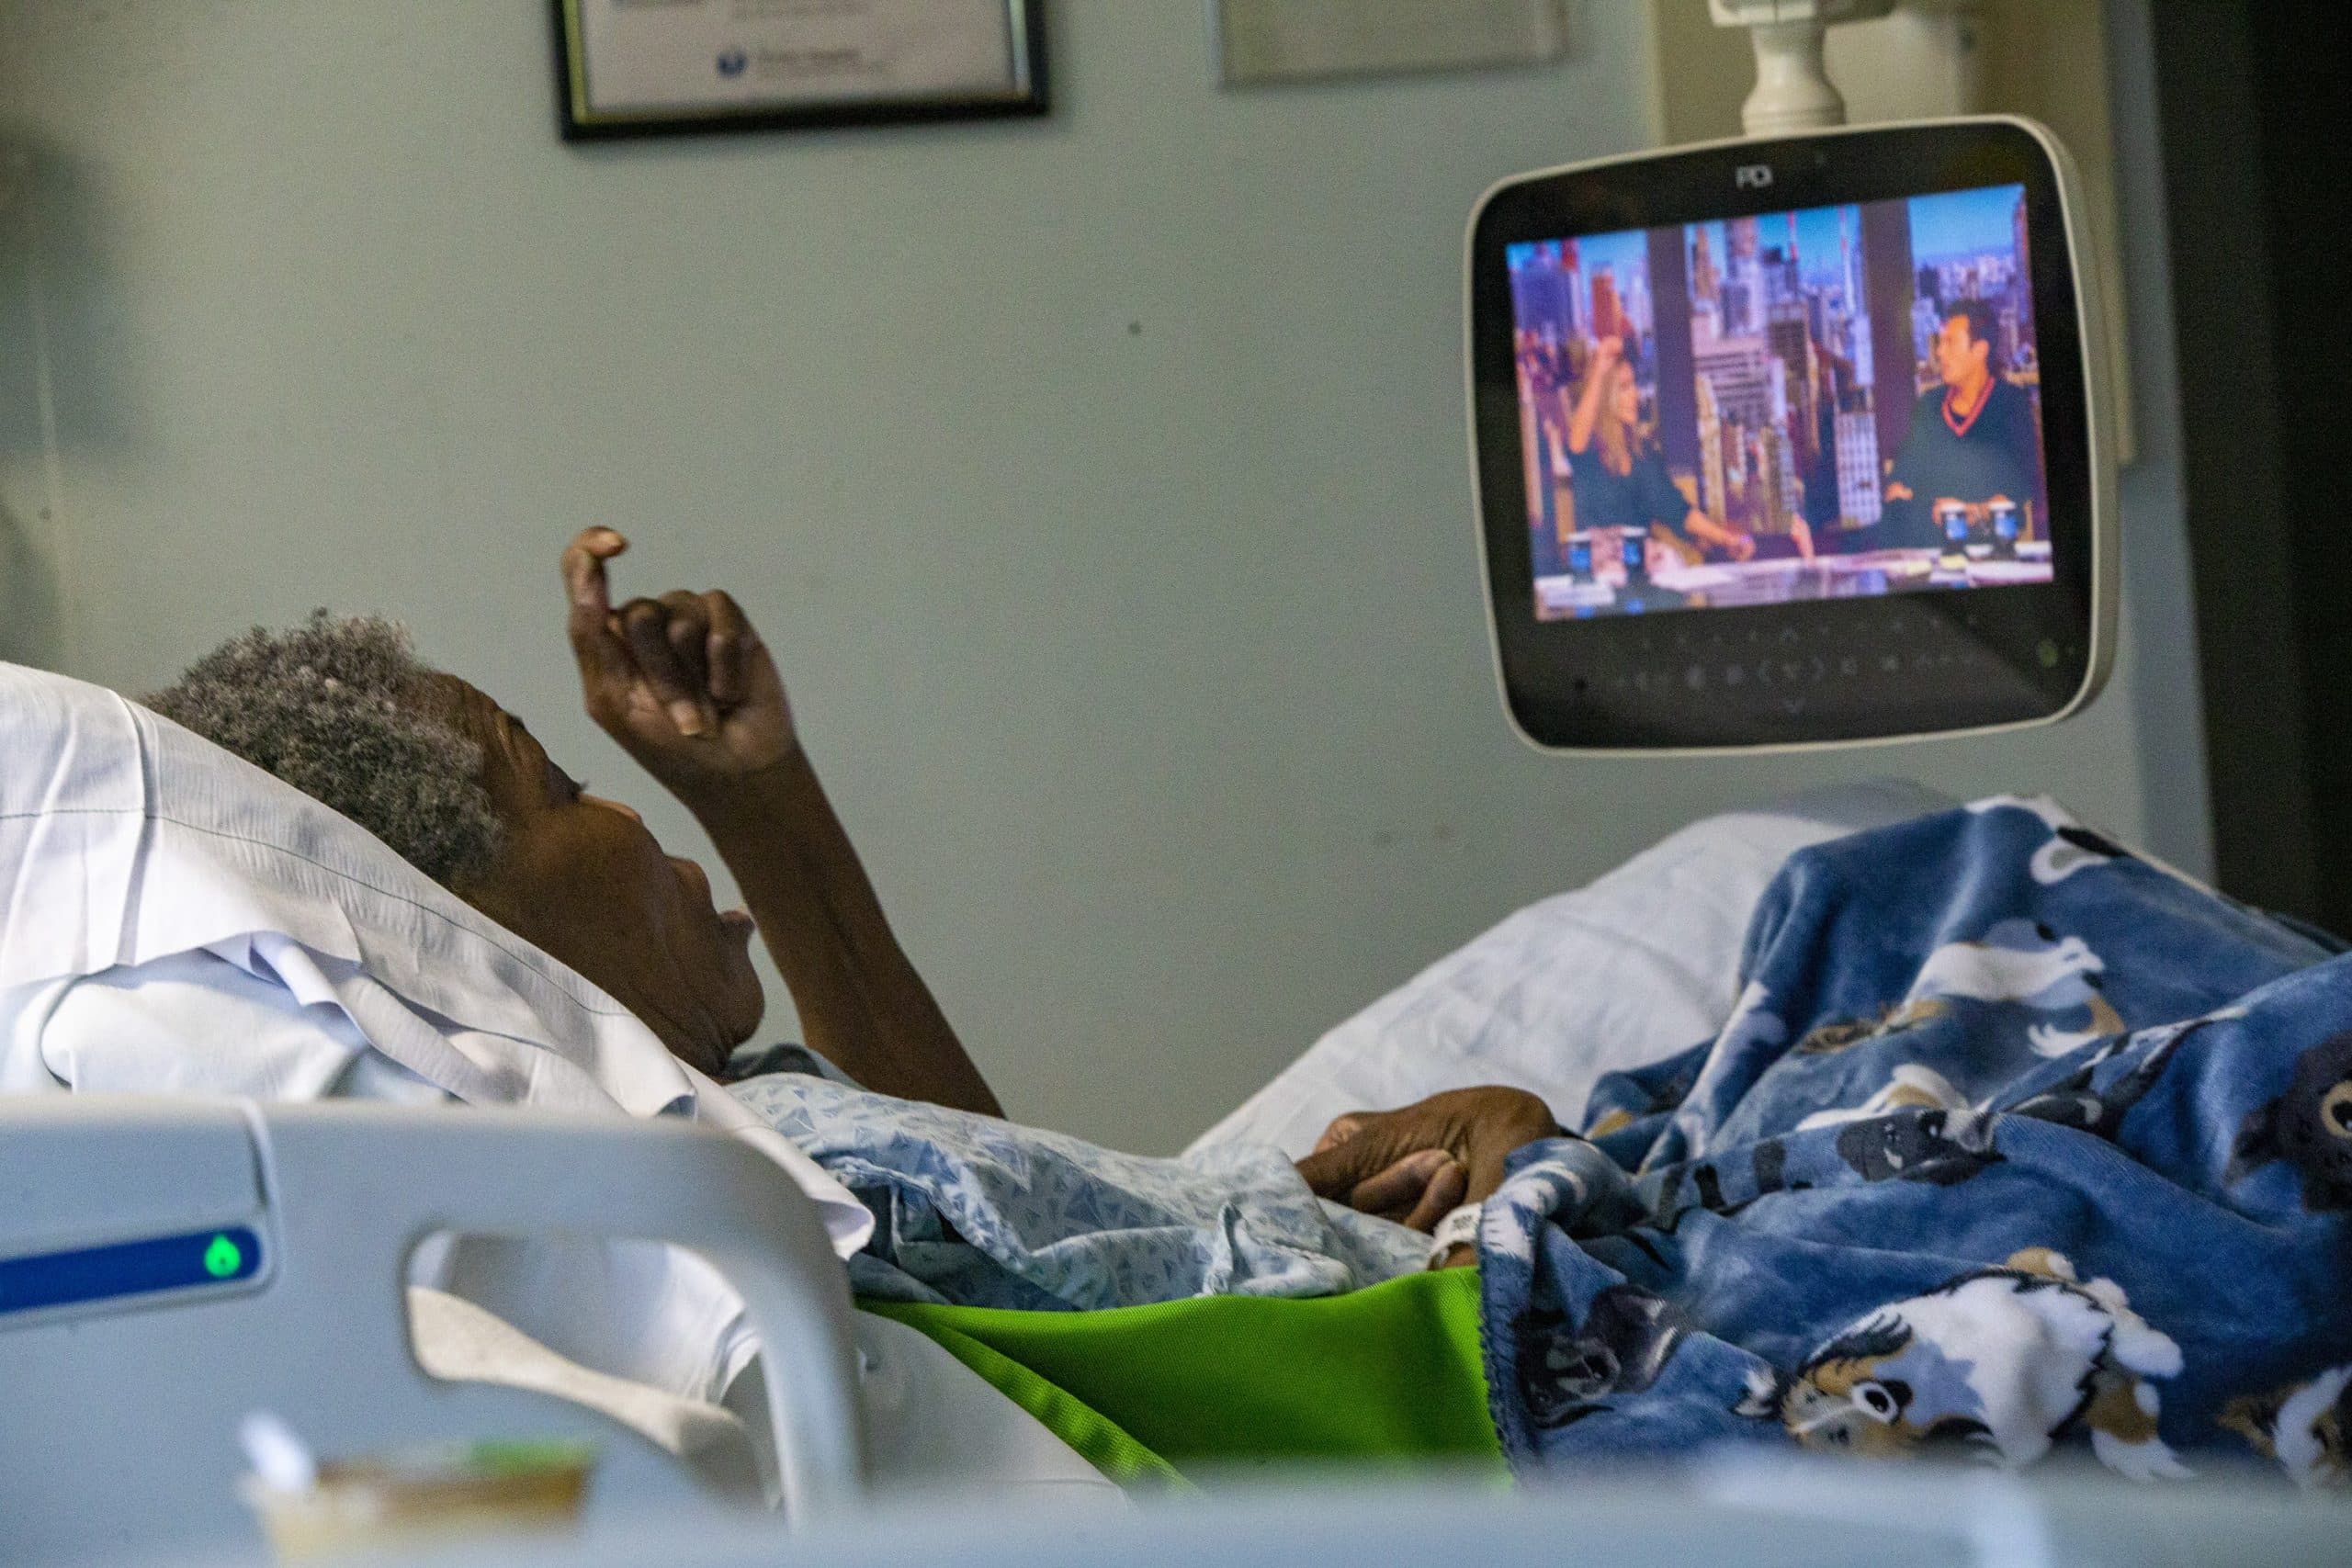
<box><xmin>1187</xmin><ymin>779</ymin><xmax>1954</xmax><ymax>1159</ymax></box>
<box><xmin>4</xmin><ymin>662</ymin><xmax>709</xmax><ymax>1112</ymax></box>
<box><xmin>0</xmin><ymin>660</ymin><xmax>869</xmax><ymax>1403</ymax></box>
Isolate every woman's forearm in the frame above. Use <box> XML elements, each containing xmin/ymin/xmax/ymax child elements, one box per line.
<box><xmin>1566</xmin><ymin>378</ymin><xmax>1601</xmax><ymax>455</ymax></box>
<box><xmin>1684</xmin><ymin>510</ymin><xmax>1740</xmax><ymax>549</ymax></box>
<box><xmin>684</xmin><ymin>750</ymin><xmax>1002</xmax><ymax>1117</ymax></box>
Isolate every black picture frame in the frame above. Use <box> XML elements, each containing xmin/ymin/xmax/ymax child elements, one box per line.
<box><xmin>551</xmin><ymin>0</ymin><xmax>1047</xmax><ymax>142</ymax></box>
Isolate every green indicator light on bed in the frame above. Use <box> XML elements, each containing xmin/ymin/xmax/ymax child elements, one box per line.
<box><xmin>202</xmin><ymin>1235</ymin><xmax>243</xmax><ymax>1280</ymax></box>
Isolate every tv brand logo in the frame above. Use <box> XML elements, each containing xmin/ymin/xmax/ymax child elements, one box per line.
<box><xmin>1735</xmin><ymin>164</ymin><xmax>1774</xmax><ymax>189</ymax></box>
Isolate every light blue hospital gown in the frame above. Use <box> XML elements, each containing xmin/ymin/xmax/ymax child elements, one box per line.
<box><xmin>726</xmin><ymin>1047</ymin><xmax>1428</xmax><ymax>1309</ymax></box>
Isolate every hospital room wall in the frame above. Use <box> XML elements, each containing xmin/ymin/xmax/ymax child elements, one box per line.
<box><xmin>0</xmin><ymin>1</ymin><xmax>2205</xmax><ymax>1152</ymax></box>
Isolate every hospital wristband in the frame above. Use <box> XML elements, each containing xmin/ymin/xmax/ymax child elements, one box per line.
<box><xmin>1428</xmin><ymin>1202</ymin><xmax>1482</xmax><ymax>1266</ymax></box>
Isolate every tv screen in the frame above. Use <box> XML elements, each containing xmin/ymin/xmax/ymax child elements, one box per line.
<box><xmin>1505</xmin><ymin>185</ymin><xmax>2051</xmax><ymax>623</ymax></box>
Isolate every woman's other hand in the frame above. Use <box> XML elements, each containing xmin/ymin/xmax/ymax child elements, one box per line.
<box><xmin>1655</xmin><ymin>528</ymin><xmax>1703</xmax><ymax>571</ymax></box>
<box><xmin>1295</xmin><ymin>1087</ymin><xmax>1564</xmax><ymax>1230</ymax></box>
<box><xmin>560</xmin><ymin>527</ymin><xmax>796</xmax><ymax>804</ymax></box>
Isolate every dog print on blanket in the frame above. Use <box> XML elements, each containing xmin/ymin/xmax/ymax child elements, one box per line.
<box><xmin>1906</xmin><ymin>919</ymin><xmax>2126</xmax><ymax>1058</ymax></box>
<box><xmin>1516</xmin><ymin>1285</ymin><xmax>1685</xmax><ymax>1430</ymax></box>
<box><xmin>1965</xmin><ymin>795</ymin><xmax>2135</xmax><ymax>885</ymax></box>
<box><xmin>2221</xmin><ymin>1365</ymin><xmax>2352</xmax><ymax>1491</ymax></box>
<box><xmin>1735</xmin><ymin>1247</ymin><xmax>2187</xmax><ymax>1480</ymax></box>
<box><xmin>1792</xmin><ymin>999</ymin><xmax>1950</xmax><ymax>1057</ymax></box>
<box><xmin>2228</xmin><ymin>1030</ymin><xmax>2352</xmax><ymax>1213</ymax></box>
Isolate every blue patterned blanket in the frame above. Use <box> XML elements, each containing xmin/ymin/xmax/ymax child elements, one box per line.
<box><xmin>1480</xmin><ymin>797</ymin><xmax>2352</xmax><ymax>1490</ymax></box>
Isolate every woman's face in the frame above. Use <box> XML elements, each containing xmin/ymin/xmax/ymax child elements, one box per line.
<box><xmin>424</xmin><ymin>674</ymin><xmax>763</xmax><ymax>1077</ymax></box>
<box><xmin>1609</xmin><ymin>364</ymin><xmax>1640</xmax><ymax>427</ymax></box>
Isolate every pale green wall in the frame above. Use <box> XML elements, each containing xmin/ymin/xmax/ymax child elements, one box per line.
<box><xmin>0</xmin><ymin>2</ymin><xmax>2202</xmax><ymax>1151</ymax></box>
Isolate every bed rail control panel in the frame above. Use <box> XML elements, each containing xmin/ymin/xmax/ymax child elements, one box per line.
<box><xmin>0</xmin><ymin>1224</ymin><xmax>268</xmax><ymax>1326</ymax></box>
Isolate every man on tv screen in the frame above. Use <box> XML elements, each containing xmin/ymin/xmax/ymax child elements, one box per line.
<box><xmin>1882</xmin><ymin>298</ymin><xmax>2041</xmax><ymax>548</ymax></box>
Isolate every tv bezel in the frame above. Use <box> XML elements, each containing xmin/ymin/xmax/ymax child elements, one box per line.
<box><xmin>1465</xmin><ymin>117</ymin><xmax>2116</xmax><ymax>754</ymax></box>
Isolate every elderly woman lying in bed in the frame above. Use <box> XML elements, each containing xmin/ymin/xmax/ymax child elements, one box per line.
<box><xmin>139</xmin><ymin>531</ymin><xmax>2352</xmax><ymax>1486</ymax></box>
<box><xmin>147</xmin><ymin>528</ymin><xmax>1547</xmax><ymax>1302</ymax></box>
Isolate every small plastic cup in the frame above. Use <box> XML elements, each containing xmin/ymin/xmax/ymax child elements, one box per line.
<box><xmin>241</xmin><ymin>1439</ymin><xmax>595</xmax><ymax>1563</ymax></box>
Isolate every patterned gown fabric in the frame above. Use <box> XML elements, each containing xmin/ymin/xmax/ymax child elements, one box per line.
<box><xmin>1479</xmin><ymin>797</ymin><xmax>2352</xmax><ymax>1492</ymax></box>
<box><xmin>728</xmin><ymin>1055</ymin><xmax>1429</xmax><ymax>1310</ymax></box>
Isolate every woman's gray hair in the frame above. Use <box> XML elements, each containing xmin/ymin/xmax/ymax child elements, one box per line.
<box><xmin>144</xmin><ymin>611</ymin><xmax>503</xmax><ymax>888</ymax></box>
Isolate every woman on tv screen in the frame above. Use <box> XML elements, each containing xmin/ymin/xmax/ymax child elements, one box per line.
<box><xmin>1566</xmin><ymin>335</ymin><xmax>1807</xmax><ymax>565</ymax></box>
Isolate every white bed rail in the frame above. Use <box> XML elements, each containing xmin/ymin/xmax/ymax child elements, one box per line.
<box><xmin>0</xmin><ymin>1096</ymin><xmax>864</xmax><ymax>1562</ymax></box>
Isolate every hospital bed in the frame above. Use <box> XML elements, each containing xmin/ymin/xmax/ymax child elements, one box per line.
<box><xmin>2</xmin><ymin>680</ymin><xmax>2342</xmax><ymax>1562</ymax></box>
<box><xmin>0</xmin><ymin>652</ymin><xmax>1951</xmax><ymax>1557</ymax></box>
<box><xmin>0</xmin><ymin>1095</ymin><xmax>1120</xmax><ymax>1564</ymax></box>
<box><xmin>9</xmin><ymin>1097</ymin><xmax>2346</xmax><ymax>1568</ymax></box>
<box><xmin>6</xmin><ymin>1071</ymin><xmax>2345</xmax><ymax>1568</ymax></box>
<box><xmin>0</xmin><ymin>656</ymin><xmax>2009</xmax><ymax>1562</ymax></box>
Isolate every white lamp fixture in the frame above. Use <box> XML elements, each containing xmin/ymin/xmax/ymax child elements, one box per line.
<box><xmin>1707</xmin><ymin>0</ymin><xmax>1899</xmax><ymax>135</ymax></box>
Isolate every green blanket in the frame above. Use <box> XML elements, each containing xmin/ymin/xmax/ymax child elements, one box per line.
<box><xmin>862</xmin><ymin>1267</ymin><xmax>1503</xmax><ymax>1486</ymax></box>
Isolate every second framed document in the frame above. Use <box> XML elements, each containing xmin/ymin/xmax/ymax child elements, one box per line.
<box><xmin>554</xmin><ymin>0</ymin><xmax>1047</xmax><ymax>141</ymax></box>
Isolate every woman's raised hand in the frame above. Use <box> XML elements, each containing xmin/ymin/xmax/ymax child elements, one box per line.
<box><xmin>560</xmin><ymin>527</ymin><xmax>797</xmax><ymax>801</ymax></box>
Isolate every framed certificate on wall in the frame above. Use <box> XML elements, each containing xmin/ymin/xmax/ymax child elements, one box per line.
<box><xmin>553</xmin><ymin>0</ymin><xmax>1047</xmax><ymax>141</ymax></box>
